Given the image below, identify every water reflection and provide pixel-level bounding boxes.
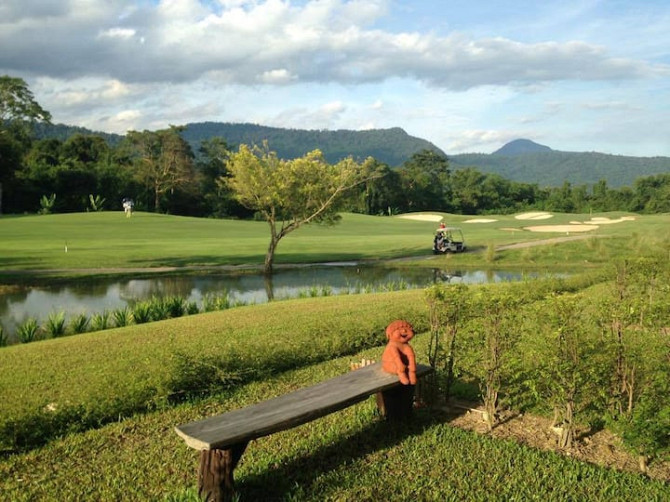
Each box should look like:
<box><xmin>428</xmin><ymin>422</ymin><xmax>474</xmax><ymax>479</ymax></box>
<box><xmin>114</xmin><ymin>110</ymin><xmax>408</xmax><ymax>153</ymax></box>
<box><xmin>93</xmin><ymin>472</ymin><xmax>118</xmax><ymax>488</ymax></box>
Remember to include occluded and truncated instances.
<box><xmin>0</xmin><ymin>266</ymin><xmax>545</xmax><ymax>339</ymax></box>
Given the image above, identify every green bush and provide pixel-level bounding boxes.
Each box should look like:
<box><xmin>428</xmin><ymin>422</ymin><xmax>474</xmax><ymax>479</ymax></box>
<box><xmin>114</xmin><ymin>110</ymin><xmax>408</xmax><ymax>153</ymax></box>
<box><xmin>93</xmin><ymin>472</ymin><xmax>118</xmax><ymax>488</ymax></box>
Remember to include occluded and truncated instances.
<box><xmin>165</xmin><ymin>296</ymin><xmax>187</xmax><ymax>318</ymax></box>
<box><xmin>68</xmin><ymin>313</ymin><xmax>90</xmax><ymax>334</ymax></box>
<box><xmin>202</xmin><ymin>292</ymin><xmax>231</xmax><ymax>312</ymax></box>
<box><xmin>90</xmin><ymin>311</ymin><xmax>110</xmax><ymax>331</ymax></box>
<box><xmin>44</xmin><ymin>311</ymin><xmax>66</xmax><ymax>338</ymax></box>
<box><xmin>0</xmin><ymin>325</ymin><xmax>6</xmax><ymax>347</ymax></box>
<box><xmin>17</xmin><ymin>318</ymin><xmax>40</xmax><ymax>343</ymax></box>
<box><xmin>132</xmin><ymin>302</ymin><xmax>152</xmax><ymax>324</ymax></box>
<box><xmin>112</xmin><ymin>307</ymin><xmax>133</xmax><ymax>327</ymax></box>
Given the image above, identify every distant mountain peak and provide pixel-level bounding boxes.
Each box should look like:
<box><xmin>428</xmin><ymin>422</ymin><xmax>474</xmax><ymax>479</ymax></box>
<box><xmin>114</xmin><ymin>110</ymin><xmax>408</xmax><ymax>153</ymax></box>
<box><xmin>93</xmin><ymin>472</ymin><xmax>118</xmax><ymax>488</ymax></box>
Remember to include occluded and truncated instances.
<box><xmin>494</xmin><ymin>139</ymin><xmax>552</xmax><ymax>155</ymax></box>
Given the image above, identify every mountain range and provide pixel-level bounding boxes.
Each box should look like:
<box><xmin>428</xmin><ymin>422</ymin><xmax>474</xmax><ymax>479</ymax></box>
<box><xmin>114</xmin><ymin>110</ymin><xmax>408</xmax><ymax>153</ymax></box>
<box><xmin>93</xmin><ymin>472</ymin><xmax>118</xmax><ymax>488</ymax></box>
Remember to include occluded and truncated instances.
<box><xmin>33</xmin><ymin>122</ymin><xmax>670</xmax><ymax>188</ymax></box>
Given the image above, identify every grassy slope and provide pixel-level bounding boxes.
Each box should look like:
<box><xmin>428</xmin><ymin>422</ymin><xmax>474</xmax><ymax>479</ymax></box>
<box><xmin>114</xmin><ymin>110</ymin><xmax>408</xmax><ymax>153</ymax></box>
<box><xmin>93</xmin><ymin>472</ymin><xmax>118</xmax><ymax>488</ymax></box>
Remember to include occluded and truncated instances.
<box><xmin>2</xmin><ymin>326</ymin><xmax>668</xmax><ymax>501</ymax></box>
<box><xmin>0</xmin><ymin>210</ymin><xmax>662</xmax><ymax>273</ymax></box>
<box><xmin>0</xmin><ymin>291</ymin><xmax>428</xmax><ymax>445</ymax></box>
<box><xmin>2</xmin><ymin>212</ymin><xmax>670</xmax><ymax>499</ymax></box>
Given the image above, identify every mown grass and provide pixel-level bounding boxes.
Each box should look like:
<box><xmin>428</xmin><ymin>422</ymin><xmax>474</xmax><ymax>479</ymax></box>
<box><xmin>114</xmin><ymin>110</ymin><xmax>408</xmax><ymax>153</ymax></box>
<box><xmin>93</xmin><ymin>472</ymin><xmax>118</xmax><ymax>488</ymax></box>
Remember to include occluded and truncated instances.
<box><xmin>0</xmin><ymin>210</ymin><xmax>661</xmax><ymax>274</ymax></box>
<box><xmin>2</xmin><ymin>211</ymin><xmax>669</xmax><ymax>500</ymax></box>
<box><xmin>1</xmin><ymin>334</ymin><xmax>668</xmax><ymax>501</ymax></box>
<box><xmin>0</xmin><ymin>290</ymin><xmax>429</xmax><ymax>450</ymax></box>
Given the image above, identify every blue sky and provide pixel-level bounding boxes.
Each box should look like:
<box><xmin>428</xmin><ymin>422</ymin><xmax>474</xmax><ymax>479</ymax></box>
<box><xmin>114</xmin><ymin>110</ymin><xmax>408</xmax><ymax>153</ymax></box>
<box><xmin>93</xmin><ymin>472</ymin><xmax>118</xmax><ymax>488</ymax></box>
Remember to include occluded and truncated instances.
<box><xmin>1</xmin><ymin>0</ymin><xmax>668</xmax><ymax>156</ymax></box>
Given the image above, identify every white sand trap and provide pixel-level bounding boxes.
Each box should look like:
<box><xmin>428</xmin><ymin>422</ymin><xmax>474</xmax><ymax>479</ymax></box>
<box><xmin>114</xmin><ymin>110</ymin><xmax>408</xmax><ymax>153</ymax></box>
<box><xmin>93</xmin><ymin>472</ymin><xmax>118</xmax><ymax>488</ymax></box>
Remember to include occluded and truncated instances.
<box><xmin>397</xmin><ymin>214</ymin><xmax>444</xmax><ymax>222</ymax></box>
<box><xmin>464</xmin><ymin>218</ymin><xmax>498</xmax><ymax>223</ymax></box>
<box><xmin>515</xmin><ymin>212</ymin><xmax>554</xmax><ymax>220</ymax></box>
<box><xmin>583</xmin><ymin>216</ymin><xmax>636</xmax><ymax>225</ymax></box>
<box><xmin>525</xmin><ymin>225</ymin><xmax>599</xmax><ymax>233</ymax></box>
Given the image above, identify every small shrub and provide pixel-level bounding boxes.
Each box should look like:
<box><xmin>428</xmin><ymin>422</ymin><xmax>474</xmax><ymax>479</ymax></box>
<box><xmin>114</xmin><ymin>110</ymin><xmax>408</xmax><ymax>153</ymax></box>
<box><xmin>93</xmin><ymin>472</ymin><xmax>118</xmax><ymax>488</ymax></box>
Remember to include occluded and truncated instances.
<box><xmin>68</xmin><ymin>313</ymin><xmax>89</xmax><ymax>334</ymax></box>
<box><xmin>90</xmin><ymin>311</ymin><xmax>110</xmax><ymax>331</ymax></box>
<box><xmin>44</xmin><ymin>311</ymin><xmax>66</xmax><ymax>338</ymax></box>
<box><xmin>132</xmin><ymin>302</ymin><xmax>152</xmax><ymax>324</ymax></box>
<box><xmin>88</xmin><ymin>194</ymin><xmax>106</xmax><ymax>212</ymax></box>
<box><xmin>38</xmin><ymin>193</ymin><xmax>56</xmax><ymax>214</ymax></box>
<box><xmin>112</xmin><ymin>307</ymin><xmax>133</xmax><ymax>327</ymax></box>
<box><xmin>186</xmin><ymin>301</ymin><xmax>199</xmax><ymax>315</ymax></box>
<box><xmin>17</xmin><ymin>318</ymin><xmax>40</xmax><ymax>343</ymax></box>
<box><xmin>164</xmin><ymin>351</ymin><xmax>249</xmax><ymax>402</ymax></box>
<box><xmin>485</xmin><ymin>242</ymin><xmax>497</xmax><ymax>263</ymax></box>
<box><xmin>0</xmin><ymin>324</ymin><xmax>7</xmax><ymax>347</ymax></box>
<box><xmin>165</xmin><ymin>296</ymin><xmax>186</xmax><ymax>318</ymax></box>
<box><xmin>202</xmin><ymin>292</ymin><xmax>230</xmax><ymax>312</ymax></box>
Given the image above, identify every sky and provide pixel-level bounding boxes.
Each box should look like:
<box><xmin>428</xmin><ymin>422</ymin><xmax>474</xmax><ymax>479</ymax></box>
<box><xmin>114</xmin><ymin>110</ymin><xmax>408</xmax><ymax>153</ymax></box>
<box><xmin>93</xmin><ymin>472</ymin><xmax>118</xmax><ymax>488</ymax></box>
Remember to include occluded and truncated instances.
<box><xmin>1</xmin><ymin>0</ymin><xmax>669</xmax><ymax>156</ymax></box>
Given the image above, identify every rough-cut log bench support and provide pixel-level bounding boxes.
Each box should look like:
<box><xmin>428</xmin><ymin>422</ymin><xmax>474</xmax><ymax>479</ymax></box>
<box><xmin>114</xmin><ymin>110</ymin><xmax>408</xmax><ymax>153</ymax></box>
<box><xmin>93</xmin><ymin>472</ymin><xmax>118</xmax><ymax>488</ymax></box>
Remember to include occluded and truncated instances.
<box><xmin>176</xmin><ymin>362</ymin><xmax>432</xmax><ymax>501</ymax></box>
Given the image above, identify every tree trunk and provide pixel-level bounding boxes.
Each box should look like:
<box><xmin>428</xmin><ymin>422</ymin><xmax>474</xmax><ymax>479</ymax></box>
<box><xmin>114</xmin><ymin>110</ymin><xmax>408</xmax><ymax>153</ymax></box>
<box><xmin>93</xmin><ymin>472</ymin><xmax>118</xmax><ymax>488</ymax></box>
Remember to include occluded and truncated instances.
<box><xmin>264</xmin><ymin>235</ymin><xmax>278</xmax><ymax>275</ymax></box>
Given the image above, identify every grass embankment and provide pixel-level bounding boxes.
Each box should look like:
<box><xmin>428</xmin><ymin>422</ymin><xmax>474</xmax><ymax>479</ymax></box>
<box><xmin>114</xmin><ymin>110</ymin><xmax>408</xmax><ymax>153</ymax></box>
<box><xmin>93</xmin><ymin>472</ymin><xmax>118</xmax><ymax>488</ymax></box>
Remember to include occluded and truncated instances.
<box><xmin>0</xmin><ymin>290</ymin><xmax>428</xmax><ymax>451</ymax></box>
<box><xmin>0</xmin><ymin>210</ymin><xmax>662</xmax><ymax>276</ymax></box>
<box><xmin>2</xmin><ymin>286</ymin><xmax>669</xmax><ymax>500</ymax></box>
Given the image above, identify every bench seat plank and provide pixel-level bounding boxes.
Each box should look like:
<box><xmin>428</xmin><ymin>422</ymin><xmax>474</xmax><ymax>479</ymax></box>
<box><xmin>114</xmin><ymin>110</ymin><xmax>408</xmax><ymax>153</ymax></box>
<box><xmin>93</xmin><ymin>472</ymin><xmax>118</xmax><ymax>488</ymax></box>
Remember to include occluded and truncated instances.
<box><xmin>176</xmin><ymin>362</ymin><xmax>432</xmax><ymax>450</ymax></box>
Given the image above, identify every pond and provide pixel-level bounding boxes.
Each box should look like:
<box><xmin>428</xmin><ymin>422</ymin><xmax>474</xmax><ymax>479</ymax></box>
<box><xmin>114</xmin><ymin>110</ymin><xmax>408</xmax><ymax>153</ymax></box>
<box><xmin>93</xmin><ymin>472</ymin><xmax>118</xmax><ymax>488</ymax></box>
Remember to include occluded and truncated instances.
<box><xmin>0</xmin><ymin>265</ymin><xmax>548</xmax><ymax>342</ymax></box>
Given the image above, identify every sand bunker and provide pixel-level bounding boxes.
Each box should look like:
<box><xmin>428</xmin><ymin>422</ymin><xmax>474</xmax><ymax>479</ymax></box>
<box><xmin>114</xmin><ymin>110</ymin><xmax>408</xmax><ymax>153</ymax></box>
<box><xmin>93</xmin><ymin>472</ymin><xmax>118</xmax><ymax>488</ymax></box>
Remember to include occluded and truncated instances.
<box><xmin>525</xmin><ymin>225</ymin><xmax>599</xmax><ymax>233</ymax></box>
<box><xmin>397</xmin><ymin>214</ymin><xmax>444</xmax><ymax>222</ymax></box>
<box><xmin>582</xmin><ymin>216</ymin><xmax>636</xmax><ymax>225</ymax></box>
<box><xmin>464</xmin><ymin>218</ymin><xmax>498</xmax><ymax>223</ymax></box>
<box><xmin>515</xmin><ymin>212</ymin><xmax>554</xmax><ymax>220</ymax></box>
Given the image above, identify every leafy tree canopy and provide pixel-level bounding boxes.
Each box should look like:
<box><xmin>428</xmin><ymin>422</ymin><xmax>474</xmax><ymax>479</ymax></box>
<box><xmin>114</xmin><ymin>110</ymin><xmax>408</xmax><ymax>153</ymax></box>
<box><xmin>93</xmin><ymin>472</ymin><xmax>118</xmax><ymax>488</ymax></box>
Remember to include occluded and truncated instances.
<box><xmin>223</xmin><ymin>144</ymin><xmax>375</xmax><ymax>274</ymax></box>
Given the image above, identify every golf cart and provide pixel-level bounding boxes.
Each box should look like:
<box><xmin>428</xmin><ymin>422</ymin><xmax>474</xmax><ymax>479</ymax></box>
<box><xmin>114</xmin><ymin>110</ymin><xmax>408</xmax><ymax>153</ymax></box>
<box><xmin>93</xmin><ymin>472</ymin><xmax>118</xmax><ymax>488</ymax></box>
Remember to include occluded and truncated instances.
<box><xmin>433</xmin><ymin>226</ymin><xmax>466</xmax><ymax>254</ymax></box>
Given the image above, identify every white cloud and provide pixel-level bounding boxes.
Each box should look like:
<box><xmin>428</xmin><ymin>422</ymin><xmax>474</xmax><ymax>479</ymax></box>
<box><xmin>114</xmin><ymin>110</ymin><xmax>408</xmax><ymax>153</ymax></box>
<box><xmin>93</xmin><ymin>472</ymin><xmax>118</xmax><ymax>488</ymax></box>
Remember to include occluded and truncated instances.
<box><xmin>258</xmin><ymin>68</ymin><xmax>297</xmax><ymax>84</ymax></box>
<box><xmin>1</xmin><ymin>0</ymin><xmax>669</xmax><ymax>156</ymax></box>
<box><xmin>98</xmin><ymin>27</ymin><xmax>136</xmax><ymax>40</ymax></box>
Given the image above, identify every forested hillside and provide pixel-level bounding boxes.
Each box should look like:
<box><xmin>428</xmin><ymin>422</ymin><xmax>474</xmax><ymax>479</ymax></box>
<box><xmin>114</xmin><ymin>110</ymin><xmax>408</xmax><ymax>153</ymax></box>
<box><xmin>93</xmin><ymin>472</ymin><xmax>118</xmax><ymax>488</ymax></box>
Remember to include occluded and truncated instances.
<box><xmin>179</xmin><ymin>122</ymin><xmax>445</xmax><ymax>166</ymax></box>
<box><xmin>451</xmin><ymin>150</ymin><xmax>670</xmax><ymax>188</ymax></box>
<box><xmin>34</xmin><ymin>123</ymin><xmax>670</xmax><ymax>188</ymax></box>
<box><xmin>34</xmin><ymin>122</ymin><xmax>445</xmax><ymax>168</ymax></box>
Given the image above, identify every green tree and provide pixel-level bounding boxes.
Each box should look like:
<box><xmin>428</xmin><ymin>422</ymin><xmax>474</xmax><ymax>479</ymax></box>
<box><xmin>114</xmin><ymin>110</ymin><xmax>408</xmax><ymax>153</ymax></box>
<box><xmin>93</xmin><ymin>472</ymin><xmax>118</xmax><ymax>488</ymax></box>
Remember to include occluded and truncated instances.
<box><xmin>223</xmin><ymin>144</ymin><xmax>373</xmax><ymax>274</ymax></box>
<box><xmin>398</xmin><ymin>149</ymin><xmax>451</xmax><ymax>212</ymax></box>
<box><xmin>197</xmin><ymin>137</ymin><xmax>248</xmax><ymax>217</ymax></box>
<box><xmin>0</xmin><ymin>75</ymin><xmax>51</xmax><ymax>214</ymax></box>
<box><xmin>124</xmin><ymin>126</ymin><xmax>197</xmax><ymax>213</ymax></box>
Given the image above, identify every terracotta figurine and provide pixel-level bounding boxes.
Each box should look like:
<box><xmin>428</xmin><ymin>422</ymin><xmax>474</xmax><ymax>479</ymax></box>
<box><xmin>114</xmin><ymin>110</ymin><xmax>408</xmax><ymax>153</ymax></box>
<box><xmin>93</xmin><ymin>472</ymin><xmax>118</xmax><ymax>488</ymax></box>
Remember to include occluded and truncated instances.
<box><xmin>382</xmin><ymin>320</ymin><xmax>417</xmax><ymax>385</ymax></box>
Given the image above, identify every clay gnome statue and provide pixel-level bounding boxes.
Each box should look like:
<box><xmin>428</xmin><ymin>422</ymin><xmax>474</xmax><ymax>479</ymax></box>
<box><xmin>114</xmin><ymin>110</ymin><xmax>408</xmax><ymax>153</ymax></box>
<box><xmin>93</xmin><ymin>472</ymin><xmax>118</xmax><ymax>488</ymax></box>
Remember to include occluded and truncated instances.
<box><xmin>382</xmin><ymin>320</ymin><xmax>417</xmax><ymax>385</ymax></box>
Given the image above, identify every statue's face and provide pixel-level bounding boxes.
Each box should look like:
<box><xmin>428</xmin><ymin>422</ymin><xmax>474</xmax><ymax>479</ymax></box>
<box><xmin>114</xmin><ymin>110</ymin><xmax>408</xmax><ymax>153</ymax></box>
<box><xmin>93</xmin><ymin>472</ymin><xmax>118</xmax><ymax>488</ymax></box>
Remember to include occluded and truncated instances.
<box><xmin>386</xmin><ymin>320</ymin><xmax>414</xmax><ymax>343</ymax></box>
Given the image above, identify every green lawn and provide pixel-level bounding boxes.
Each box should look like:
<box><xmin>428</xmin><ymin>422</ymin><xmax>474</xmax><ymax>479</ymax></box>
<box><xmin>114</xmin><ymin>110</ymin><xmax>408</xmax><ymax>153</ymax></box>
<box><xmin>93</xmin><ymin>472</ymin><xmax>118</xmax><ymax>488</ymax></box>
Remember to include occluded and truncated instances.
<box><xmin>1</xmin><ymin>295</ymin><xmax>668</xmax><ymax>500</ymax></box>
<box><xmin>0</xmin><ymin>210</ymin><xmax>663</xmax><ymax>273</ymax></box>
<box><xmin>2</xmin><ymin>210</ymin><xmax>669</xmax><ymax>500</ymax></box>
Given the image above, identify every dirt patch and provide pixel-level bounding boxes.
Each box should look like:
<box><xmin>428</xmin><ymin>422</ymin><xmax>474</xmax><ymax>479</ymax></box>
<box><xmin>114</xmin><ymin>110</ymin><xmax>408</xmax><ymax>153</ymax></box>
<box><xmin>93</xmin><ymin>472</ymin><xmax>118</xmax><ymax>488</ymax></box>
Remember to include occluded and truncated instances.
<box><xmin>443</xmin><ymin>401</ymin><xmax>670</xmax><ymax>482</ymax></box>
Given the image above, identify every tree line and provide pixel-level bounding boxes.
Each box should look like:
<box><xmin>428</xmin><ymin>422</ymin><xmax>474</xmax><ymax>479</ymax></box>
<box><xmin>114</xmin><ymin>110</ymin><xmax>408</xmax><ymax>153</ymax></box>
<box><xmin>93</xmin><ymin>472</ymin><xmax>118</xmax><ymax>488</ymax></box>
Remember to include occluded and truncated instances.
<box><xmin>2</xmin><ymin>75</ymin><xmax>670</xmax><ymax>217</ymax></box>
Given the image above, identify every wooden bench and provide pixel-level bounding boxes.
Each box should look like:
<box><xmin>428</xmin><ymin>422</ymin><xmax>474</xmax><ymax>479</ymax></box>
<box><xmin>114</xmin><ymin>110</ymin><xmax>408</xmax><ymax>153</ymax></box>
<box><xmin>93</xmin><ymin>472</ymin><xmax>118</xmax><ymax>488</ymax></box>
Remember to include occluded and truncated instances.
<box><xmin>175</xmin><ymin>361</ymin><xmax>433</xmax><ymax>501</ymax></box>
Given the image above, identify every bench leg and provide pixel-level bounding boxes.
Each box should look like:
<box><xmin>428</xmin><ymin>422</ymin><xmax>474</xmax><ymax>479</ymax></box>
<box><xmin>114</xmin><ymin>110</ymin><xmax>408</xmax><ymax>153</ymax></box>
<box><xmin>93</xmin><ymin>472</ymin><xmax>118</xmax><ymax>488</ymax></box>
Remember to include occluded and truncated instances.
<box><xmin>376</xmin><ymin>384</ymin><xmax>415</xmax><ymax>420</ymax></box>
<box><xmin>198</xmin><ymin>442</ymin><xmax>248</xmax><ymax>502</ymax></box>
